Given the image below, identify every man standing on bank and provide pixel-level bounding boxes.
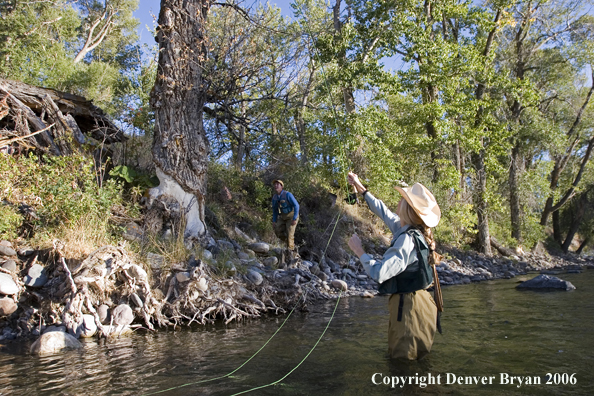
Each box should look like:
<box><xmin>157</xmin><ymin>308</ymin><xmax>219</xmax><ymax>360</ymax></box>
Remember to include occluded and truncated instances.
<box><xmin>271</xmin><ymin>179</ymin><xmax>300</xmax><ymax>262</ymax></box>
<box><xmin>346</xmin><ymin>172</ymin><xmax>441</xmax><ymax>360</ymax></box>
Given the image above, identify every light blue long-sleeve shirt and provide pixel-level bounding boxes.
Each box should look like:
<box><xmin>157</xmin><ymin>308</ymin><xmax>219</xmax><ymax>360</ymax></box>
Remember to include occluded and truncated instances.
<box><xmin>359</xmin><ymin>192</ymin><xmax>419</xmax><ymax>284</ymax></box>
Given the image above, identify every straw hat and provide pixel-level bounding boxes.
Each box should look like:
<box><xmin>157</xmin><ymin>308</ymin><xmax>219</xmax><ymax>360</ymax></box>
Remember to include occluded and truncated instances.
<box><xmin>272</xmin><ymin>179</ymin><xmax>284</xmax><ymax>188</ymax></box>
<box><xmin>395</xmin><ymin>183</ymin><xmax>441</xmax><ymax>228</ymax></box>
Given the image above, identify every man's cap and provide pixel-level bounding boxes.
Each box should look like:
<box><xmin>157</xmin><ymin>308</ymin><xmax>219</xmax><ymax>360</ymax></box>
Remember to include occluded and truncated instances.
<box><xmin>272</xmin><ymin>179</ymin><xmax>284</xmax><ymax>187</ymax></box>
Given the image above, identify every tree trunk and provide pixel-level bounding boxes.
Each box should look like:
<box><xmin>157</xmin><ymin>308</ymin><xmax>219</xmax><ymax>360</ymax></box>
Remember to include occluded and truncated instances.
<box><xmin>552</xmin><ymin>209</ymin><xmax>562</xmax><ymax>245</ymax></box>
<box><xmin>453</xmin><ymin>139</ymin><xmax>465</xmax><ymax>193</ymax></box>
<box><xmin>540</xmin><ymin>68</ymin><xmax>594</xmax><ymax>225</ymax></box>
<box><xmin>467</xmin><ymin>9</ymin><xmax>501</xmax><ymax>257</ymax></box>
<box><xmin>576</xmin><ymin>237</ymin><xmax>589</xmax><ymax>255</ymax></box>
<box><xmin>235</xmin><ymin>101</ymin><xmax>246</xmax><ymax>171</ymax></box>
<box><xmin>561</xmin><ymin>193</ymin><xmax>587</xmax><ymax>253</ymax></box>
<box><xmin>149</xmin><ymin>0</ymin><xmax>211</xmax><ymax>239</ymax></box>
<box><xmin>472</xmin><ymin>148</ymin><xmax>492</xmax><ymax>256</ymax></box>
<box><xmin>509</xmin><ymin>142</ymin><xmax>522</xmax><ymax>242</ymax></box>
<box><xmin>296</xmin><ymin>66</ymin><xmax>315</xmax><ymax>165</ymax></box>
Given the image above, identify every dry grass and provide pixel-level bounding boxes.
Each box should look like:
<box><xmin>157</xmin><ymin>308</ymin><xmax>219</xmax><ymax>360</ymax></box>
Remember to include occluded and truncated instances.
<box><xmin>30</xmin><ymin>214</ymin><xmax>119</xmax><ymax>260</ymax></box>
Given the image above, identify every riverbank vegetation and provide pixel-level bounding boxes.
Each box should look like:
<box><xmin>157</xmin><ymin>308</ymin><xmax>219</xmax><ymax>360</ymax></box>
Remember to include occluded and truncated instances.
<box><xmin>1</xmin><ymin>0</ymin><xmax>594</xmax><ymax>343</ymax></box>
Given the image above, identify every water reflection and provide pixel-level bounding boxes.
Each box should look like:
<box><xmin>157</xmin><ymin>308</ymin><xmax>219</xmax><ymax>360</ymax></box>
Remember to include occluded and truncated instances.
<box><xmin>0</xmin><ymin>272</ymin><xmax>593</xmax><ymax>395</ymax></box>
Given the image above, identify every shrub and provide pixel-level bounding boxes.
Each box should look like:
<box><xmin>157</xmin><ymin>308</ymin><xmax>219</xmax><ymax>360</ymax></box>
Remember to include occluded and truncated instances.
<box><xmin>0</xmin><ymin>153</ymin><xmax>127</xmax><ymax>256</ymax></box>
<box><xmin>0</xmin><ymin>203</ymin><xmax>23</xmax><ymax>240</ymax></box>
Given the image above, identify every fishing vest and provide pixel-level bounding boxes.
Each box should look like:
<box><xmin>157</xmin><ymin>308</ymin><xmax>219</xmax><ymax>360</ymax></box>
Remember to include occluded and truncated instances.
<box><xmin>378</xmin><ymin>228</ymin><xmax>433</xmax><ymax>295</ymax></box>
<box><xmin>274</xmin><ymin>190</ymin><xmax>294</xmax><ymax>214</ymax></box>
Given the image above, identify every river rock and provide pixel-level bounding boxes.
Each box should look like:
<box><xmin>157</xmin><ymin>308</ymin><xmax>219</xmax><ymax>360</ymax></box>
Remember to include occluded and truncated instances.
<box><xmin>234</xmin><ymin>226</ymin><xmax>255</xmax><ymax>243</ymax></box>
<box><xmin>147</xmin><ymin>253</ymin><xmax>165</xmax><ymax>269</ymax></box>
<box><xmin>202</xmin><ymin>249</ymin><xmax>213</xmax><ymax>261</ymax></box>
<box><xmin>112</xmin><ymin>304</ymin><xmax>134</xmax><ymax>326</ymax></box>
<box><xmin>0</xmin><ymin>297</ymin><xmax>17</xmax><ymax>315</ymax></box>
<box><xmin>2</xmin><ymin>259</ymin><xmax>17</xmax><ymax>272</ymax></box>
<box><xmin>263</xmin><ymin>257</ymin><xmax>278</xmax><ymax>267</ymax></box>
<box><xmin>123</xmin><ymin>222</ymin><xmax>143</xmax><ymax>242</ymax></box>
<box><xmin>318</xmin><ymin>272</ymin><xmax>327</xmax><ymax>282</ymax></box>
<box><xmin>103</xmin><ymin>325</ymin><xmax>134</xmax><ymax>337</ymax></box>
<box><xmin>246</xmin><ymin>269</ymin><xmax>263</xmax><ymax>286</ymax></box>
<box><xmin>0</xmin><ymin>245</ymin><xmax>16</xmax><ymax>257</ymax></box>
<box><xmin>237</xmin><ymin>251</ymin><xmax>250</xmax><ymax>260</ymax></box>
<box><xmin>0</xmin><ymin>241</ymin><xmax>11</xmax><ymax>248</ymax></box>
<box><xmin>176</xmin><ymin>272</ymin><xmax>191</xmax><ymax>283</ymax></box>
<box><xmin>79</xmin><ymin>314</ymin><xmax>97</xmax><ymax>338</ymax></box>
<box><xmin>97</xmin><ymin>304</ymin><xmax>110</xmax><ymax>324</ymax></box>
<box><xmin>331</xmin><ymin>279</ymin><xmax>348</xmax><ymax>291</ymax></box>
<box><xmin>325</xmin><ymin>258</ymin><xmax>340</xmax><ymax>272</ymax></box>
<box><xmin>248</xmin><ymin>242</ymin><xmax>269</xmax><ymax>254</ymax></box>
<box><xmin>30</xmin><ymin>331</ymin><xmax>82</xmax><ymax>355</ymax></box>
<box><xmin>516</xmin><ymin>274</ymin><xmax>576</xmax><ymax>291</ymax></box>
<box><xmin>197</xmin><ymin>277</ymin><xmax>208</xmax><ymax>292</ymax></box>
<box><xmin>245</xmin><ymin>249</ymin><xmax>256</xmax><ymax>258</ymax></box>
<box><xmin>225</xmin><ymin>261</ymin><xmax>237</xmax><ymax>274</ymax></box>
<box><xmin>217</xmin><ymin>240</ymin><xmax>235</xmax><ymax>251</ymax></box>
<box><xmin>44</xmin><ymin>325</ymin><xmax>66</xmax><ymax>334</ymax></box>
<box><xmin>0</xmin><ymin>273</ymin><xmax>19</xmax><ymax>295</ymax></box>
<box><xmin>24</xmin><ymin>264</ymin><xmax>49</xmax><ymax>287</ymax></box>
<box><xmin>127</xmin><ymin>264</ymin><xmax>148</xmax><ymax>282</ymax></box>
<box><xmin>130</xmin><ymin>293</ymin><xmax>143</xmax><ymax>308</ymax></box>
<box><xmin>17</xmin><ymin>247</ymin><xmax>34</xmax><ymax>256</ymax></box>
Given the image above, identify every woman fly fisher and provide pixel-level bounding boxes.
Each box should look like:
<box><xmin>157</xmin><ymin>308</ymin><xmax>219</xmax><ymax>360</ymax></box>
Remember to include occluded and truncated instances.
<box><xmin>346</xmin><ymin>172</ymin><xmax>442</xmax><ymax>360</ymax></box>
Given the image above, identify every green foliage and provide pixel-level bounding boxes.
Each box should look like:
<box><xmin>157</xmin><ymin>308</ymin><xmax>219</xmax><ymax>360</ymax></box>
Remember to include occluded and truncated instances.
<box><xmin>110</xmin><ymin>165</ymin><xmax>158</xmax><ymax>188</ymax></box>
<box><xmin>434</xmin><ymin>201</ymin><xmax>477</xmax><ymax>249</ymax></box>
<box><xmin>0</xmin><ymin>153</ymin><xmax>125</xmax><ymax>242</ymax></box>
<box><xmin>0</xmin><ymin>204</ymin><xmax>23</xmax><ymax>240</ymax></box>
<box><xmin>0</xmin><ymin>0</ymin><xmax>143</xmax><ymax>117</ymax></box>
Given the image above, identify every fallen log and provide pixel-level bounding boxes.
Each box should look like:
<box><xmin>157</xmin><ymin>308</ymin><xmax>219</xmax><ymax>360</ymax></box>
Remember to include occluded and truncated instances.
<box><xmin>490</xmin><ymin>236</ymin><xmax>519</xmax><ymax>257</ymax></box>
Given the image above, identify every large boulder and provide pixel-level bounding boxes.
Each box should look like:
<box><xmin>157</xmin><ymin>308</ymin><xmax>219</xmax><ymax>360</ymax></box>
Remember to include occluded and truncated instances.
<box><xmin>516</xmin><ymin>274</ymin><xmax>576</xmax><ymax>291</ymax></box>
<box><xmin>30</xmin><ymin>331</ymin><xmax>82</xmax><ymax>355</ymax></box>
<box><xmin>0</xmin><ymin>273</ymin><xmax>19</xmax><ymax>295</ymax></box>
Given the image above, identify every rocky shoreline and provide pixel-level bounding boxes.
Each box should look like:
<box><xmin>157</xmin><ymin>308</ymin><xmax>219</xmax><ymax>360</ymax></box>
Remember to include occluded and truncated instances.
<box><xmin>0</xmin><ymin>237</ymin><xmax>591</xmax><ymax>354</ymax></box>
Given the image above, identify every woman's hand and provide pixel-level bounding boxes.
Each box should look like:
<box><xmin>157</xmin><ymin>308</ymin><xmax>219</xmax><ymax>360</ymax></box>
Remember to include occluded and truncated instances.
<box><xmin>347</xmin><ymin>172</ymin><xmax>367</xmax><ymax>194</ymax></box>
<box><xmin>348</xmin><ymin>233</ymin><xmax>366</xmax><ymax>258</ymax></box>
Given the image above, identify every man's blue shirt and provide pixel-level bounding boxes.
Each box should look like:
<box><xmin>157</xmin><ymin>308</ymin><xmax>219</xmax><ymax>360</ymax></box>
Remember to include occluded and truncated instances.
<box><xmin>272</xmin><ymin>190</ymin><xmax>299</xmax><ymax>222</ymax></box>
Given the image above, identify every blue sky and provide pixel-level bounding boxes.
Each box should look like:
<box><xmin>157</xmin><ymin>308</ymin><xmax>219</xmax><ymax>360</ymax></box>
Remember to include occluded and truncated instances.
<box><xmin>133</xmin><ymin>0</ymin><xmax>296</xmax><ymax>48</ymax></box>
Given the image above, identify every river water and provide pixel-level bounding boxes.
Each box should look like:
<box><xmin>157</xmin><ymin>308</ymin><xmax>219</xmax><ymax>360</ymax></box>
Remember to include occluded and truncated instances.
<box><xmin>1</xmin><ymin>271</ymin><xmax>593</xmax><ymax>396</ymax></box>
